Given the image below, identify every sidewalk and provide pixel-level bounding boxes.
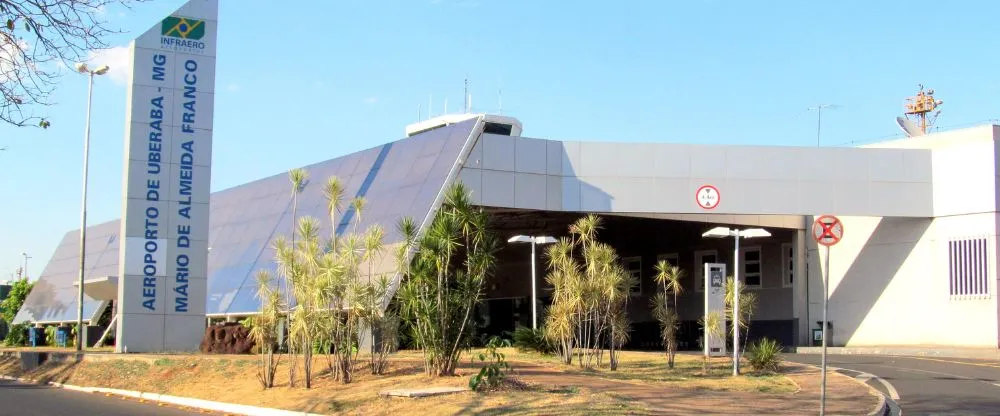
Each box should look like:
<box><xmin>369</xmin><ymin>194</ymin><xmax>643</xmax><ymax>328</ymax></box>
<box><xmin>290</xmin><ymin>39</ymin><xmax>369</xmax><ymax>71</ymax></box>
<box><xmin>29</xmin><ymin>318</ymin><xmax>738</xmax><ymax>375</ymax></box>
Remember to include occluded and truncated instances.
<box><xmin>795</xmin><ymin>346</ymin><xmax>1000</xmax><ymax>360</ymax></box>
<box><xmin>513</xmin><ymin>361</ymin><xmax>881</xmax><ymax>415</ymax></box>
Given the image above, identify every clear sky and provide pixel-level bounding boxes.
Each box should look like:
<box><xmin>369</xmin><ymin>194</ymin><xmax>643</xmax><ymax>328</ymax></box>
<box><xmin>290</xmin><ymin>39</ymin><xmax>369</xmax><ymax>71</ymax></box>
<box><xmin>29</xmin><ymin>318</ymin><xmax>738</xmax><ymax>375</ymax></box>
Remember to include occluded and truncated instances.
<box><xmin>1</xmin><ymin>0</ymin><xmax>999</xmax><ymax>280</ymax></box>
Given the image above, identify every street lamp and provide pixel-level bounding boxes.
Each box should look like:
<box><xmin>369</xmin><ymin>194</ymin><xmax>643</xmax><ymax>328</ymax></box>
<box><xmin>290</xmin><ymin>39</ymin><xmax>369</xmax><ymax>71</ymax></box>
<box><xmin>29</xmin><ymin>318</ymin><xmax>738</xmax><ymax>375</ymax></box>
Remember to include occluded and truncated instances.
<box><xmin>20</xmin><ymin>252</ymin><xmax>31</xmax><ymax>279</ymax></box>
<box><xmin>75</xmin><ymin>62</ymin><xmax>110</xmax><ymax>352</ymax></box>
<box><xmin>702</xmin><ymin>226</ymin><xmax>771</xmax><ymax>376</ymax></box>
<box><xmin>507</xmin><ymin>235</ymin><xmax>557</xmax><ymax>329</ymax></box>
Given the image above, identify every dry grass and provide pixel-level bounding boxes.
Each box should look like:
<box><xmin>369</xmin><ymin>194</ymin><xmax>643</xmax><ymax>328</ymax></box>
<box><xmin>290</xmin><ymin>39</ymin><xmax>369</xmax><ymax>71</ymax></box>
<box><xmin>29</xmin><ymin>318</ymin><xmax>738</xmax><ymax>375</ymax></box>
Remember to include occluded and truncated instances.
<box><xmin>0</xmin><ymin>351</ymin><xmax>647</xmax><ymax>415</ymax></box>
<box><xmin>519</xmin><ymin>350</ymin><xmax>799</xmax><ymax>393</ymax></box>
<box><xmin>0</xmin><ymin>347</ymin><xmax>801</xmax><ymax>415</ymax></box>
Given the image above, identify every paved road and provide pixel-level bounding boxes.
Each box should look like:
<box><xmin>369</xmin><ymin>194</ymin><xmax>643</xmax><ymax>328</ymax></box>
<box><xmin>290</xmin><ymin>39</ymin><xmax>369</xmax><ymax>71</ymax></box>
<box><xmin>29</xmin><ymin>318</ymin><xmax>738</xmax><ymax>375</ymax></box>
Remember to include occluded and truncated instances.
<box><xmin>787</xmin><ymin>353</ymin><xmax>1000</xmax><ymax>415</ymax></box>
<box><xmin>0</xmin><ymin>379</ymin><xmax>199</xmax><ymax>416</ymax></box>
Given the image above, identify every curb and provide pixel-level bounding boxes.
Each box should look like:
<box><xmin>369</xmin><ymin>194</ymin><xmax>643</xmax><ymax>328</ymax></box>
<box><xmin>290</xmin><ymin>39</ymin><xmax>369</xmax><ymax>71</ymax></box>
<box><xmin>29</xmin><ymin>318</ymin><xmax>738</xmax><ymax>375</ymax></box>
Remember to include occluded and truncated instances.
<box><xmin>0</xmin><ymin>374</ymin><xmax>325</xmax><ymax>416</ymax></box>
<box><xmin>824</xmin><ymin>366</ymin><xmax>892</xmax><ymax>416</ymax></box>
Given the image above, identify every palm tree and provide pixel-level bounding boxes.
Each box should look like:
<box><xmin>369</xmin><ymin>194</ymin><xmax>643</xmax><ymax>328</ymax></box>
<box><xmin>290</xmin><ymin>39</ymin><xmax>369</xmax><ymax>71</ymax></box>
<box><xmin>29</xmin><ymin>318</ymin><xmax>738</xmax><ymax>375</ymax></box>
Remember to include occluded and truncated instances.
<box><xmin>323</xmin><ymin>176</ymin><xmax>345</xmax><ymax>251</ymax></box>
<box><xmin>250</xmin><ymin>270</ymin><xmax>282</xmax><ymax>388</ymax></box>
<box><xmin>396</xmin><ymin>182</ymin><xmax>498</xmax><ymax>377</ymax></box>
<box><xmin>285</xmin><ymin>168</ymin><xmax>308</xmax><ymax>387</ymax></box>
<box><xmin>653</xmin><ymin>260</ymin><xmax>685</xmax><ymax>368</ymax></box>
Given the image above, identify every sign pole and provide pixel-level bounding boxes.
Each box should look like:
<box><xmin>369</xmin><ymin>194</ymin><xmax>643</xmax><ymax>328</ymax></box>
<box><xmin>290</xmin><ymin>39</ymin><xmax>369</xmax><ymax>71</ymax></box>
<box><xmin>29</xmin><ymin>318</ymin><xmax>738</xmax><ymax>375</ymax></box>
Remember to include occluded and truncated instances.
<box><xmin>811</xmin><ymin>214</ymin><xmax>841</xmax><ymax>416</ymax></box>
<box><xmin>821</xmin><ymin>243</ymin><xmax>829</xmax><ymax>416</ymax></box>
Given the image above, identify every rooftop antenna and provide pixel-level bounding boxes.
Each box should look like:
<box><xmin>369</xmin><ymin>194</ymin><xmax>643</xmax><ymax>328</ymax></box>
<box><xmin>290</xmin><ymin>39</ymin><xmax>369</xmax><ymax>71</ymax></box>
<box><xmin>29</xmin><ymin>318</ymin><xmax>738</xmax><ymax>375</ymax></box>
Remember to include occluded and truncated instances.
<box><xmin>807</xmin><ymin>104</ymin><xmax>839</xmax><ymax>147</ymax></box>
<box><xmin>464</xmin><ymin>76</ymin><xmax>469</xmax><ymax>113</ymax></box>
<box><xmin>901</xmin><ymin>84</ymin><xmax>943</xmax><ymax>136</ymax></box>
<box><xmin>498</xmin><ymin>88</ymin><xmax>503</xmax><ymax>115</ymax></box>
<box><xmin>417</xmin><ymin>104</ymin><xmax>422</xmax><ymax>122</ymax></box>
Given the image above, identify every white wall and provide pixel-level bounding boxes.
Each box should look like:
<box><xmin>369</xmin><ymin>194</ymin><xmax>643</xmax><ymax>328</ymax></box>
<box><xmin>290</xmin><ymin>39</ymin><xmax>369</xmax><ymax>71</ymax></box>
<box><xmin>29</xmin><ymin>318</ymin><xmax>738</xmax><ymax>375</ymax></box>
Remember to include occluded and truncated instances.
<box><xmin>809</xmin><ymin>214</ymin><xmax>998</xmax><ymax>347</ymax></box>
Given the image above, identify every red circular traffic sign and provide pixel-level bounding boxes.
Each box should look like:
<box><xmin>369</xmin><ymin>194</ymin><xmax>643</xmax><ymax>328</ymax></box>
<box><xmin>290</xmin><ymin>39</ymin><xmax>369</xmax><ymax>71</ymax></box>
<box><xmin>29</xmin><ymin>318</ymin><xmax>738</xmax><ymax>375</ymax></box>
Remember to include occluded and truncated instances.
<box><xmin>696</xmin><ymin>185</ymin><xmax>720</xmax><ymax>210</ymax></box>
<box><xmin>812</xmin><ymin>215</ymin><xmax>844</xmax><ymax>246</ymax></box>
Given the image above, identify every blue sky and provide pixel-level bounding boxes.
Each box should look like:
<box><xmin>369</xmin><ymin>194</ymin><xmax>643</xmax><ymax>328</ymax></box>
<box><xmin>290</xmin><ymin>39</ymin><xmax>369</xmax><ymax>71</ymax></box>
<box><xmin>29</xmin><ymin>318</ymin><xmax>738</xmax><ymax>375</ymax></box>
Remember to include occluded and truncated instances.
<box><xmin>2</xmin><ymin>0</ymin><xmax>999</xmax><ymax>279</ymax></box>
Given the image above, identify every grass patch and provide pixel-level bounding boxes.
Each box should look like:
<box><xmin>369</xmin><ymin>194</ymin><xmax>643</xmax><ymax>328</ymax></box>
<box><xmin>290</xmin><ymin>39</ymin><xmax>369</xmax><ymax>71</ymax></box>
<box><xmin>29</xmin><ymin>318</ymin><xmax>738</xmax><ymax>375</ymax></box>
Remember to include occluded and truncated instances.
<box><xmin>0</xmin><ymin>349</ymin><xmax>799</xmax><ymax>415</ymax></box>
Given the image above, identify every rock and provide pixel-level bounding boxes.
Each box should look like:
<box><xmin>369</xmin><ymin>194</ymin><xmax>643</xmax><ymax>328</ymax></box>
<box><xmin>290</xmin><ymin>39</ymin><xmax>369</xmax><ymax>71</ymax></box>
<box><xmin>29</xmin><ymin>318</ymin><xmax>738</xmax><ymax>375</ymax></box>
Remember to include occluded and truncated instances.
<box><xmin>199</xmin><ymin>322</ymin><xmax>255</xmax><ymax>354</ymax></box>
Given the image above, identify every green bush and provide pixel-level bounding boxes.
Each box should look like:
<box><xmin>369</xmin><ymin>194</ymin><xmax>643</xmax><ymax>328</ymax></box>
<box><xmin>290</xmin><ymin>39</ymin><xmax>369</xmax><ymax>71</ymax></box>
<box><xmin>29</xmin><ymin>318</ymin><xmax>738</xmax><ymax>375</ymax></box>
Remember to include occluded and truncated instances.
<box><xmin>512</xmin><ymin>326</ymin><xmax>554</xmax><ymax>354</ymax></box>
<box><xmin>4</xmin><ymin>323</ymin><xmax>29</xmax><ymax>346</ymax></box>
<box><xmin>747</xmin><ymin>337</ymin><xmax>783</xmax><ymax>373</ymax></box>
<box><xmin>469</xmin><ymin>336</ymin><xmax>513</xmax><ymax>392</ymax></box>
<box><xmin>44</xmin><ymin>325</ymin><xmax>57</xmax><ymax>346</ymax></box>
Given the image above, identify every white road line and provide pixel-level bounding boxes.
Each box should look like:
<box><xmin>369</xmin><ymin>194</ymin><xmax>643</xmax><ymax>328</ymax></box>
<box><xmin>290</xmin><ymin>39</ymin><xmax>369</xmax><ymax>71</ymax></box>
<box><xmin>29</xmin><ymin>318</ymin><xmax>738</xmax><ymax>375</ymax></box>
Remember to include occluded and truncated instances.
<box><xmin>852</xmin><ymin>370</ymin><xmax>901</xmax><ymax>401</ymax></box>
<box><xmin>886</xmin><ymin>365</ymin><xmax>1000</xmax><ymax>390</ymax></box>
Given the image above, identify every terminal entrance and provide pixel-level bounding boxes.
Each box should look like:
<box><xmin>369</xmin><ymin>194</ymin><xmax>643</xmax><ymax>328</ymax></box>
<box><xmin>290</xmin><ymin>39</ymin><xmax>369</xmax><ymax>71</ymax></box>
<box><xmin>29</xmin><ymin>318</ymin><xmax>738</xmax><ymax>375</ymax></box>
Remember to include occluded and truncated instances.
<box><xmin>478</xmin><ymin>208</ymin><xmax>804</xmax><ymax>351</ymax></box>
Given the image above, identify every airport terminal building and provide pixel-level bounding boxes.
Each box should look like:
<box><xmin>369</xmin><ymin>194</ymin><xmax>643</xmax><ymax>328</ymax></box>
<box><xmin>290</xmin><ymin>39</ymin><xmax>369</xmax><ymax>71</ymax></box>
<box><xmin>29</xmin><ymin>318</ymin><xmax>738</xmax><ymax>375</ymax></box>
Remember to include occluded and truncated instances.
<box><xmin>14</xmin><ymin>114</ymin><xmax>1000</xmax><ymax>351</ymax></box>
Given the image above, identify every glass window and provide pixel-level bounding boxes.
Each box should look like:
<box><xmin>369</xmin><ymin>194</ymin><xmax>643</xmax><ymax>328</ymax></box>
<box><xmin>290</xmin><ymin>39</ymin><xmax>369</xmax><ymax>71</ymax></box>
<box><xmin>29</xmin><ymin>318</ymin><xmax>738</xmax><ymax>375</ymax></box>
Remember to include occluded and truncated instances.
<box><xmin>742</xmin><ymin>247</ymin><xmax>762</xmax><ymax>288</ymax></box>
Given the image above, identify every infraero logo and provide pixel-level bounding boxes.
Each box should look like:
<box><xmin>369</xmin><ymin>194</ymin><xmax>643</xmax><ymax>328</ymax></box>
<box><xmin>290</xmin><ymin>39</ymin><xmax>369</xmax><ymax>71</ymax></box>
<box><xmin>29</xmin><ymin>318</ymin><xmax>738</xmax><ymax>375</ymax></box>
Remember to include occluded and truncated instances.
<box><xmin>160</xmin><ymin>16</ymin><xmax>207</xmax><ymax>52</ymax></box>
<box><xmin>162</xmin><ymin>17</ymin><xmax>205</xmax><ymax>40</ymax></box>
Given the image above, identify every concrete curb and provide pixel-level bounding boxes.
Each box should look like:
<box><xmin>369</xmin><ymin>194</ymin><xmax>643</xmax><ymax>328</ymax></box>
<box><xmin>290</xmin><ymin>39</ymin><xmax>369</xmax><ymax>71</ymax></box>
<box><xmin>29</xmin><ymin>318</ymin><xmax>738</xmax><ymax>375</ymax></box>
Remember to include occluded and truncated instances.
<box><xmin>1</xmin><ymin>374</ymin><xmax>326</xmax><ymax>416</ymax></box>
<box><xmin>795</xmin><ymin>346</ymin><xmax>1000</xmax><ymax>361</ymax></box>
<box><xmin>825</xmin><ymin>366</ymin><xmax>893</xmax><ymax>416</ymax></box>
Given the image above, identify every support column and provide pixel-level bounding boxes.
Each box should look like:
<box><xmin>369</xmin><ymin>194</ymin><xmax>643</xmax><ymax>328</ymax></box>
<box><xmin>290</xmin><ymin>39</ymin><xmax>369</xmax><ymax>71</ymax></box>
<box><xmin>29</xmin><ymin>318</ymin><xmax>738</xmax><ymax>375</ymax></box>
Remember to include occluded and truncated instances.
<box><xmin>793</xmin><ymin>228</ymin><xmax>809</xmax><ymax>346</ymax></box>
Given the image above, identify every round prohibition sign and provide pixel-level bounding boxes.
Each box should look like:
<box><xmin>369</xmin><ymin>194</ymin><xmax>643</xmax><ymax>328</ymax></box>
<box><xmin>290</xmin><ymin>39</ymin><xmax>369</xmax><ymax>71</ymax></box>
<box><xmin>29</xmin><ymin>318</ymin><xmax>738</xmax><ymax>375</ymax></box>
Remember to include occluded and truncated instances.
<box><xmin>812</xmin><ymin>215</ymin><xmax>844</xmax><ymax>246</ymax></box>
<box><xmin>696</xmin><ymin>185</ymin><xmax>720</xmax><ymax>210</ymax></box>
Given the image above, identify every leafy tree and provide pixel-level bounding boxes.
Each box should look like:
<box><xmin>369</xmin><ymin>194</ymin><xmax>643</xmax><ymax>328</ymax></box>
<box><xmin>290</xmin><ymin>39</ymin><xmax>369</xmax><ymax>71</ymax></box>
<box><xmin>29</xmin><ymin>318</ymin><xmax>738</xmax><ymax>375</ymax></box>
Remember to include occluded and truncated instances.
<box><xmin>249</xmin><ymin>270</ymin><xmax>282</xmax><ymax>388</ymax></box>
<box><xmin>284</xmin><ymin>168</ymin><xmax>308</xmax><ymax>387</ymax></box>
<box><xmin>258</xmin><ymin>171</ymin><xmax>400</xmax><ymax>387</ymax></box>
<box><xmin>1</xmin><ymin>0</ymin><xmax>145</xmax><ymax>128</ymax></box>
<box><xmin>0</xmin><ymin>277</ymin><xmax>33</xmax><ymax>323</ymax></box>
<box><xmin>397</xmin><ymin>182</ymin><xmax>499</xmax><ymax>376</ymax></box>
<box><xmin>724</xmin><ymin>276</ymin><xmax>757</xmax><ymax>358</ymax></box>
<box><xmin>651</xmin><ymin>260</ymin><xmax>685</xmax><ymax>368</ymax></box>
<box><xmin>543</xmin><ymin>214</ymin><xmax>633</xmax><ymax>370</ymax></box>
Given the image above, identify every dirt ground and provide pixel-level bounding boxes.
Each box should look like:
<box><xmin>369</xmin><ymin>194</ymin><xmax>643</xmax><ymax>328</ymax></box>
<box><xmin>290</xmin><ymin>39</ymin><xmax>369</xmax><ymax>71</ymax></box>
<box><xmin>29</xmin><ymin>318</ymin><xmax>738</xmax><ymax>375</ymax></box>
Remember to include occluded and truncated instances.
<box><xmin>0</xmin><ymin>349</ymin><xmax>879</xmax><ymax>415</ymax></box>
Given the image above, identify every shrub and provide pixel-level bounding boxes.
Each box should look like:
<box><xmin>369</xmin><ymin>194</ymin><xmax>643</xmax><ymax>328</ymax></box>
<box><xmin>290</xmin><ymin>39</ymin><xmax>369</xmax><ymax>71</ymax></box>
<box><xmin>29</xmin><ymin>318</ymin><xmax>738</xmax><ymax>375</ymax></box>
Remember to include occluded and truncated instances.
<box><xmin>469</xmin><ymin>336</ymin><xmax>513</xmax><ymax>392</ymax></box>
<box><xmin>513</xmin><ymin>326</ymin><xmax>554</xmax><ymax>354</ymax></box>
<box><xmin>0</xmin><ymin>318</ymin><xmax>7</xmax><ymax>341</ymax></box>
<box><xmin>4</xmin><ymin>323</ymin><xmax>28</xmax><ymax>346</ymax></box>
<box><xmin>747</xmin><ymin>337</ymin><xmax>782</xmax><ymax>373</ymax></box>
<box><xmin>44</xmin><ymin>325</ymin><xmax>57</xmax><ymax>346</ymax></box>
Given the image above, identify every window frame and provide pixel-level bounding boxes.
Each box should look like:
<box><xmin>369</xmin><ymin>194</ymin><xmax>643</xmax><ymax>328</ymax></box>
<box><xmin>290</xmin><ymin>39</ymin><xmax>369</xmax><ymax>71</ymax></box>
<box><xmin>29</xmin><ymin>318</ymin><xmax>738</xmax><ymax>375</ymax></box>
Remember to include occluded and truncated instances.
<box><xmin>694</xmin><ymin>250</ymin><xmax>719</xmax><ymax>292</ymax></box>
<box><xmin>622</xmin><ymin>256</ymin><xmax>643</xmax><ymax>297</ymax></box>
<box><xmin>741</xmin><ymin>246</ymin><xmax>763</xmax><ymax>289</ymax></box>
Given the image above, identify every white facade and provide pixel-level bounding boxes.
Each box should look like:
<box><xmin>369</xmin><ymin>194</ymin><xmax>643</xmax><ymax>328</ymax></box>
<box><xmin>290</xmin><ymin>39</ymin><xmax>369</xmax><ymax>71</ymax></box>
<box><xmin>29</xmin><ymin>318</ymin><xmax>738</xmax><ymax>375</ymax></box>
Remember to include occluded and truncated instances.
<box><xmin>809</xmin><ymin>125</ymin><xmax>1000</xmax><ymax>348</ymax></box>
<box><xmin>459</xmin><ymin>119</ymin><xmax>999</xmax><ymax>349</ymax></box>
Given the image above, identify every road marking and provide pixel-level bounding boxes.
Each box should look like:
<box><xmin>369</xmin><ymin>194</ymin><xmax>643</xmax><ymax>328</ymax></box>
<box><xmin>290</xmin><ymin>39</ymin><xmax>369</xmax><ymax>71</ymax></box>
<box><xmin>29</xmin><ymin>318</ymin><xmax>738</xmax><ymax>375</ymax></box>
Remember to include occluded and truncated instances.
<box><xmin>887</xmin><ymin>365</ymin><xmax>1000</xmax><ymax>389</ymax></box>
<box><xmin>905</xmin><ymin>356</ymin><xmax>1000</xmax><ymax>369</ymax></box>
<box><xmin>829</xmin><ymin>365</ymin><xmax>901</xmax><ymax>401</ymax></box>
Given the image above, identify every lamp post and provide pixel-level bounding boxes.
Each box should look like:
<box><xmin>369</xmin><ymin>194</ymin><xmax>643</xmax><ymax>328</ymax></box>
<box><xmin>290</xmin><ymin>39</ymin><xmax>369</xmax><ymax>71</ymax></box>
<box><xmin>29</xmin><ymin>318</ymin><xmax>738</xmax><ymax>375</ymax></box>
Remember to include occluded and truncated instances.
<box><xmin>507</xmin><ymin>235</ymin><xmax>557</xmax><ymax>329</ymax></box>
<box><xmin>702</xmin><ymin>226</ymin><xmax>771</xmax><ymax>376</ymax></box>
<box><xmin>74</xmin><ymin>62</ymin><xmax>110</xmax><ymax>352</ymax></box>
<box><xmin>20</xmin><ymin>252</ymin><xmax>30</xmax><ymax>279</ymax></box>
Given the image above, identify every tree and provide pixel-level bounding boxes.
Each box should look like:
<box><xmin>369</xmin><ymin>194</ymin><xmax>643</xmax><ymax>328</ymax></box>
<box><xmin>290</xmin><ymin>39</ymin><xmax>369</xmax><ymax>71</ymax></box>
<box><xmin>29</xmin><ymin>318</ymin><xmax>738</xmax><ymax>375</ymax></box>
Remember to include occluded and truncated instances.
<box><xmin>1</xmin><ymin>0</ymin><xmax>144</xmax><ymax>128</ymax></box>
<box><xmin>543</xmin><ymin>214</ymin><xmax>633</xmax><ymax>370</ymax></box>
<box><xmin>284</xmin><ymin>168</ymin><xmax>307</xmax><ymax>387</ymax></box>
<box><xmin>397</xmin><ymin>182</ymin><xmax>499</xmax><ymax>376</ymax></box>
<box><xmin>249</xmin><ymin>270</ymin><xmax>282</xmax><ymax>389</ymax></box>
<box><xmin>0</xmin><ymin>277</ymin><xmax>33</xmax><ymax>323</ymax></box>
<box><xmin>724</xmin><ymin>277</ymin><xmax>757</xmax><ymax>358</ymax></box>
<box><xmin>652</xmin><ymin>260</ymin><xmax>685</xmax><ymax>369</ymax></box>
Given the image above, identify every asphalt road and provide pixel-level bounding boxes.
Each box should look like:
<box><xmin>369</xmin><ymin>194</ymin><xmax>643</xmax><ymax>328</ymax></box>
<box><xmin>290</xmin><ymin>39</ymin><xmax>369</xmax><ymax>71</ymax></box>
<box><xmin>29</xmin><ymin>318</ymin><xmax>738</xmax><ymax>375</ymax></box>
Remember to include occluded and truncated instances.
<box><xmin>787</xmin><ymin>353</ymin><xmax>1000</xmax><ymax>416</ymax></box>
<box><xmin>0</xmin><ymin>379</ymin><xmax>199</xmax><ymax>416</ymax></box>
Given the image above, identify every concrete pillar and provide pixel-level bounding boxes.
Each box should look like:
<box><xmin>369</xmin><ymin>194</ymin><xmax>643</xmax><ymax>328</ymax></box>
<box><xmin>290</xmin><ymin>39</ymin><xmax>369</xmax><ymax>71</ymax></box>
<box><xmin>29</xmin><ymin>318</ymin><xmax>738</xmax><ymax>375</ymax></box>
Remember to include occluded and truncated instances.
<box><xmin>793</xmin><ymin>228</ymin><xmax>810</xmax><ymax>346</ymax></box>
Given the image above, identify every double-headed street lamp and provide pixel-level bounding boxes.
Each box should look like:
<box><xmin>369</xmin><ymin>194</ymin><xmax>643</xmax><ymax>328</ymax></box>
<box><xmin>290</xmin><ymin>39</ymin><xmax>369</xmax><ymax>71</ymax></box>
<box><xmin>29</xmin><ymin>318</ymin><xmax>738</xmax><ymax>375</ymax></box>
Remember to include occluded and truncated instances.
<box><xmin>75</xmin><ymin>62</ymin><xmax>110</xmax><ymax>352</ymax></box>
<box><xmin>20</xmin><ymin>252</ymin><xmax>31</xmax><ymax>279</ymax></box>
<box><xmin>702</xmin><ymin>226</ymin><xmax>771</xmax><ymax>376</ymax></box>
<box><xmin>507</xmin><ymin>235</ymin><xmax>557</xmax><ymax>329</ymax></box>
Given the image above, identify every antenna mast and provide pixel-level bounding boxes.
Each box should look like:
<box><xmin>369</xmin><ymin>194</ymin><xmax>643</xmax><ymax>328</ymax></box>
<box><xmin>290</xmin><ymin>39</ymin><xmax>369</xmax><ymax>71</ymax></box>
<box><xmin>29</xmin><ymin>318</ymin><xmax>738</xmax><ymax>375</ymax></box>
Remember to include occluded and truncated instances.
<box><xmin>464</xmin><ymin>76</ymin><xmax>469</xmax><ymax>113</ymax></box>
<box><xmin>903</xmin><ymin>84</ymin><xmax>943</xmax><ymax>135</ymax></box>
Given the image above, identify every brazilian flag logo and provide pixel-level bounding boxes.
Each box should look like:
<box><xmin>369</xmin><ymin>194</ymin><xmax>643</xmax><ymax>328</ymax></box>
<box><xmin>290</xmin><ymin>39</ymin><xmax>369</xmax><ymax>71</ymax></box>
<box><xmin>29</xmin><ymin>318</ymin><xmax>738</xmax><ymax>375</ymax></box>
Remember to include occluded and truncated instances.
<box><xmin>161</xmin><ymin>16</ymin><xmax>205</xmax><ymax>40</ymax></box>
